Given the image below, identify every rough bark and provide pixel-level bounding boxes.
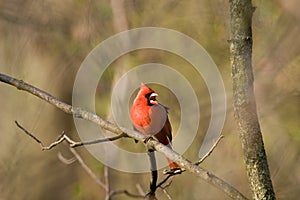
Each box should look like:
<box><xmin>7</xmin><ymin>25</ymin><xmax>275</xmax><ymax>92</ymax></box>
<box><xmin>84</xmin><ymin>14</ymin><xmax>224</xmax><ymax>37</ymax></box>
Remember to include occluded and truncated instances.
<box><xmin>229</xmin><ymin>0</ymin><xmax>276</xmax><ymax>199</ymax></box>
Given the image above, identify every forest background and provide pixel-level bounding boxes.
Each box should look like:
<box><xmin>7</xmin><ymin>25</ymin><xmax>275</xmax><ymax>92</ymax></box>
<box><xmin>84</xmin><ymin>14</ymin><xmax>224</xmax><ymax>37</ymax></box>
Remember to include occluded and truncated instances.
<box><xmin>0</xmin><ymin>0</ymin><xmax>299</xmax><ymax>199</ymax></box>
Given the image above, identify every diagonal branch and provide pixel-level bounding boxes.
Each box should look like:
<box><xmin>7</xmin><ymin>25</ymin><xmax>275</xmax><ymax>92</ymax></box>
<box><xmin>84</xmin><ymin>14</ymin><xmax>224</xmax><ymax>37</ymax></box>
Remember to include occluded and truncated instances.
<box><xmin>15</xmin><ymin>120</ymin><xmax>44</xmax><ymax>147</ymax></box>
<box><xmin>137</xmin><ymin>135</ymin><xmax>248</xmax><ymax>200</ymax></box>
<box><xmin>67</xmin><ymin>148</ymin><xmax>107</xmax><ymax>189</ymax></box>
<box><xmin>156</xmin><ymin>174</ymin><xmax>173</xmax><ymax>189</ymax></box>
<box><xmin>0</xmin><ymin>73</ymin><xmax>248</xmax><ymax>200</ymax></box>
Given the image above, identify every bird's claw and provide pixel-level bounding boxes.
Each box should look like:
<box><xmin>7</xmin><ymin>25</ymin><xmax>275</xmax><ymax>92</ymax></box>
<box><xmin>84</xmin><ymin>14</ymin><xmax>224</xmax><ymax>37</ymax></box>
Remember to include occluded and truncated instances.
<box><xmin>143</xmin><ymin>136</ymin><xmax>153</xmax><ymax>143</ymax></box>
<box><xmin>163</xmin><ymin>168</ymin><xmax>185</xmax><ymax>175</ymax></box>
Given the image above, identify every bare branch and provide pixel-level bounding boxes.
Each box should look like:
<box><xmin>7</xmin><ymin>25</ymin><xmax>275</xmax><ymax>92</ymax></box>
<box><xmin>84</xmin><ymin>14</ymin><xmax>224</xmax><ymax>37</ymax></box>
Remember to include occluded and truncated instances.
<box><xmin>145</xmin><ymin>137</ymin><xmax>248</xmax><ymax>200</ymax></box>
<box><xmin>15</xmin><ymin>121</ymin><xmax>126</xmax><ymax>149</ymax></box>
<box><xmin>194</xmin><ymin>135</ymin><xmax>224</xmax><ymax>165</ymax></box>
<box><xmin>156</xmin><ymin>174</ymin><xmax>173</xmax><ymax>189</ymax></box>
<box><xmin>162</xmin><ymin>188</ymin><xmax>172</xmax><ymax>200</ymax></box>
<box><xmin>15</xmin><ymin>120</ymin><xmax>44</xmax><ymax>148</ymax></box>
<box><xmin>1</xmin><ymin>73</ymin><xmax>248</xmax><ymax>200</ymax></box>
<box><xmin>71</xmin><ymin>133</ymin><xmax>128</xmax><ymax>148</ymax></box>
<box><xmin>104</xmin><ymin>166</ymin><xmax>110</xmax><ymax>200</ymax></box>
<box><xmin>160</xmin><ymin>180</ymin><xmax>173</xmax><ymax>190</ymax></box>
<box><xmin>69</xmin><ymin>148</ymin><xmax>107</xmax><ymax>189</ymax></box>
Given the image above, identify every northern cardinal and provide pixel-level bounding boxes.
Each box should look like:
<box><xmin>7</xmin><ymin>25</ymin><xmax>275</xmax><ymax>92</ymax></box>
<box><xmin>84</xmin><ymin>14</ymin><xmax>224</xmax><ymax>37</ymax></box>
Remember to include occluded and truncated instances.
<box><xmin>130</xmin><ymin>83</ymin><xmax>181</xmax><ymax>173</ymax></box>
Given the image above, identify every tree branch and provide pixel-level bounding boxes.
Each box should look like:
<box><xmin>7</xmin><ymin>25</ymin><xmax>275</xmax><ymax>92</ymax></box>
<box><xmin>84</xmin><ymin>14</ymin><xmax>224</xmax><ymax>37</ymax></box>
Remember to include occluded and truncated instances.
<box><xmin>104</xmin><ymin>166</ymin><xmax>110</xmax><ymax>200</ymax></box>
<box><xmin>0</xmin><ymin>73</ymin><xmax>248</xmax><ymax>199</ymax></box>
<box><xmin>194</xmin><ymin>135</ymin><xmax>224</xmax><ymax>165</ymax></box>
<box><xmin>15</xmin><ymin>121</ymin><xmax>127</xmax><ymax>149</ymax></box>
<box><xmin>162</xmin><ymin>188</ymin><xmax>172</xmax><ymax>200</ymax></box>
<box><xmin>69</xmin><ymin>148</ymin><xmax>107</xmax><ymax>189</ymax></box>
<box><xmin>156</xmin><ymin>174</ymin><xmax>173</xmax><ymax>189</ymax></box>
<box><xmin>146</xmin><ymin>138</ymin><xmax>248</xmax><ymax>199</ymax></box>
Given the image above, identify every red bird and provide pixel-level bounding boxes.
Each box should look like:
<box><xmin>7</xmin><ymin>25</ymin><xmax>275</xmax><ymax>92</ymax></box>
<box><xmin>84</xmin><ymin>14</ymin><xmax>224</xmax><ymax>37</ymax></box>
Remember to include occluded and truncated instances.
<box><xmin>130</xmin><ymin>83</ymin><xmax>181</xmax><ymax>173</ymax></box>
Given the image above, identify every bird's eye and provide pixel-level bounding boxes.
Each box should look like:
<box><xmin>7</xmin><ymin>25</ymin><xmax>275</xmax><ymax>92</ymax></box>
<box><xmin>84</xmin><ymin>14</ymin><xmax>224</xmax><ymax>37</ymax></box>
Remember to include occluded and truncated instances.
<box><xmin>148</xmin><ymin>93</ymin><xmax>157</xmax><ymax>100</ymax></box>
<box><xmin>149</xmin><ymin>93</ymin><xmax>158</xmax><ymax>105</ymax></box>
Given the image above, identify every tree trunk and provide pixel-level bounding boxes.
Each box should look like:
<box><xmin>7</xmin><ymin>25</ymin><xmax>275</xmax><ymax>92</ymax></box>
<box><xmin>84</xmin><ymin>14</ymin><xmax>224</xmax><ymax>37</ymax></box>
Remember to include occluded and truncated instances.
<box><xmin>229</xmin><ymin>0</ymin><xmax>276</xmax><ymax>199</ymax></box>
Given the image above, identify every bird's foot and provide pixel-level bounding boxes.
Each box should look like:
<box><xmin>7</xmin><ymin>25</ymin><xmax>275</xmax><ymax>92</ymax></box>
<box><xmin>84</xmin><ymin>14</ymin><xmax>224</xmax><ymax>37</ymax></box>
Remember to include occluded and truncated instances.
<box><xmin>163</xmin><ymin>168</ymin><xmax>185</xmax><ymax>175</ymax></box>
<box><xmin>143</xmin><ymin>136</ymin><xmax>153</xmax><ymax>143</ymax></box>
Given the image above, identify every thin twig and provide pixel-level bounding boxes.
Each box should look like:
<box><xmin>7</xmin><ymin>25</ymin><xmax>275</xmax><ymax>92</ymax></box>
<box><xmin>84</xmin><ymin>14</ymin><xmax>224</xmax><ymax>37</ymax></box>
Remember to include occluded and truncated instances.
<box><xmin>160</xmin><ymin>179</ymin><xmax>173</xmax><ymax>190</ymax></box>
<box><xmin>146</xmin><ymin>137</ymin><xmax>248</xmax><ymax>199</ymax></box>
<box><xmin>15</xmin><ymin>120</ymin><xmax>44</xmax><ymax>147</ymax></box>
<box><xmin>146</xmin><ymin>171</ymin><xmax>178</xmax><ymax>196</ymax></box>
<box><xmin>69</xmin><ymin>148</ymin><xmax>107</xmax><ymax>189</ymax></box>
<box><xmin>194</xmin><ymin>135</ymin><xmax>224</xmax><ymax>165</ymax></box>
<box><xmin>156</xmin><ymin>174</ymin><xmax>173</xmax><ymax>189</ymax></box>
<box><xmin>15</xmin><ymin>121</ymin><xmax>126</xmax><ymax>149</ymax></box>
<box><xmin>162</xmin><ymin>188</ymin><xmax>172</xmax><ymax>200</ymax></box>
<box><xmin>104</xmin><ymin>166</ymin><xmax>110</xmax><ymax>200</ymax></box>
<box><xmin>71</xmin><ymin>133</ymin><xmax>128</xmax><ymax>148</ymax></box>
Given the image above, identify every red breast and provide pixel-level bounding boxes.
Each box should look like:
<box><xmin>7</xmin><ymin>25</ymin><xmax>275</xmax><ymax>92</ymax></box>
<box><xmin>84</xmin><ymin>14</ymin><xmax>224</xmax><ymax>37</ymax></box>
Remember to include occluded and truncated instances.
<box><xmin>130</xmin><ymin>83</ymin><xmax>167</xmax><ymax>136</ymax></box>
<box><xmin>130</xmin><ymin>83</ymin><xmax>181</xmax><ymax>171</ymax></box>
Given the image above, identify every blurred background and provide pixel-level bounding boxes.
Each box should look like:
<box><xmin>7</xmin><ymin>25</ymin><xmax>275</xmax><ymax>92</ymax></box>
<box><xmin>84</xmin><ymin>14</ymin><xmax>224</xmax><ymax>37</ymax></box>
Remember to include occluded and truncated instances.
<box><xmin>0</xmin><ymin>0</ymin><xmax>299</xmax><ymax>199</ymax></box>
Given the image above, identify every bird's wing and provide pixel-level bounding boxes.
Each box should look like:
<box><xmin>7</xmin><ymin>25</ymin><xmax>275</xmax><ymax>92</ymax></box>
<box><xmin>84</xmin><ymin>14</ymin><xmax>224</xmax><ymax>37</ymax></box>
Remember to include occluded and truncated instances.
<box><xmin>155</xmin><ymin>116</ymin><xmax>172</xmax><ymax>145</ymax></box>
<box><xmin>148</xmin><ymin>104</ymin><xmax>168</xmax><ymax>136</ymax></box>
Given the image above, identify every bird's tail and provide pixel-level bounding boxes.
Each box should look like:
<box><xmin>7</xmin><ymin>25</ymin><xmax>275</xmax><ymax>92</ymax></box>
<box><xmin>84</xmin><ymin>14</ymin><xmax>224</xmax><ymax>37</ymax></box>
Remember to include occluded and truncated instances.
<box><xmin>165</xmin><ymin>143</ymin><xmax>181</xmax><ymax>170</ymax></box>
<box><xmin>166</xmin><ymin>158</ymin><xmax>181</xmax><ymax>170</ymax></box>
